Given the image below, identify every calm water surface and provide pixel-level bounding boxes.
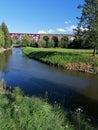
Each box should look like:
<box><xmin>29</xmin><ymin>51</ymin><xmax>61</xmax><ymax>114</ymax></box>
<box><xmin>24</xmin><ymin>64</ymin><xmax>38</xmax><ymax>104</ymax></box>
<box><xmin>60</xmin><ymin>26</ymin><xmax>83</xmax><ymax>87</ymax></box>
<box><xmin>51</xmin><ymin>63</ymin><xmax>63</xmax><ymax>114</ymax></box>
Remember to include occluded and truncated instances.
<box><xmin>0</xmin><ymin>48</ymin><xmax>98</xmax><ymax>121</ymax></box>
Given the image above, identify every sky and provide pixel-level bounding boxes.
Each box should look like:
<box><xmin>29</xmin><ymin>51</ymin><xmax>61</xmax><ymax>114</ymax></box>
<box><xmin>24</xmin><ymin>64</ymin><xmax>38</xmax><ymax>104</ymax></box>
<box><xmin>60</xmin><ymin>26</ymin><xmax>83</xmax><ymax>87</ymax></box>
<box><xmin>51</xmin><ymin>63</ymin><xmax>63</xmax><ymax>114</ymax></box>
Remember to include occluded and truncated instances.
<box><xmin>0</xmin><ymin>0</ymin><xmax>84</xmax><ymax>34</ymax></box>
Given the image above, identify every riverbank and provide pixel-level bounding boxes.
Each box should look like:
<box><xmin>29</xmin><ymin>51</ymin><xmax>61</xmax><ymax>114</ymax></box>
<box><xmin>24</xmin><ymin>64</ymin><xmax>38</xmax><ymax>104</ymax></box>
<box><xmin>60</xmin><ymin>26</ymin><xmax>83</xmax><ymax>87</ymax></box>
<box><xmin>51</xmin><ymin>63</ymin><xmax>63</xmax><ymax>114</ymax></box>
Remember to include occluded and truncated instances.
<box><xmin>22</xmin><ymin>47</ymin><xmax>98</xmax><ymax>74</ymax></box>
<box><xmin>0</xmin><ymin>47</ymin><xmax>11</xmax><ymax>53</ymax></box>
<box><xmin>0</xmin><ymin>80</ymin><xmax>97</xmax><ymax>130</ymax></box>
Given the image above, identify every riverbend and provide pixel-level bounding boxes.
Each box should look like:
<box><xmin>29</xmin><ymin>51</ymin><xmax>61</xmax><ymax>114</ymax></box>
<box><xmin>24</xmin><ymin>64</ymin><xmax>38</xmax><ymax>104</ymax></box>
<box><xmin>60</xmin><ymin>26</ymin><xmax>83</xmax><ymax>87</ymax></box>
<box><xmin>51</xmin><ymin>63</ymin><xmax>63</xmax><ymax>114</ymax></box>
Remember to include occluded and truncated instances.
<box><xmin>0</xmin><ymin>48</ymin><xmax>98</xmax><ymax>122</ymax></box>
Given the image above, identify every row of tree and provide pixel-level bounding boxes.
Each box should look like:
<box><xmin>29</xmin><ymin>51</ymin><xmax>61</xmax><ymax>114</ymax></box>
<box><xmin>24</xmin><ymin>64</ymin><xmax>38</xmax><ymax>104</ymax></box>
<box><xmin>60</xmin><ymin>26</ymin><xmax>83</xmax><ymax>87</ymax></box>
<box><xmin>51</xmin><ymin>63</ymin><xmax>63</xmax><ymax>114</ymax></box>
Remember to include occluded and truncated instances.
<box><xmin>15</xmin><ymin>35</ymin><xmax>70</xmax><ymax>48</ymax></box>
<box><xmin>0</xmin><ymin>22</ymin><xmax>11</xmax><ymax>48</ymax></box>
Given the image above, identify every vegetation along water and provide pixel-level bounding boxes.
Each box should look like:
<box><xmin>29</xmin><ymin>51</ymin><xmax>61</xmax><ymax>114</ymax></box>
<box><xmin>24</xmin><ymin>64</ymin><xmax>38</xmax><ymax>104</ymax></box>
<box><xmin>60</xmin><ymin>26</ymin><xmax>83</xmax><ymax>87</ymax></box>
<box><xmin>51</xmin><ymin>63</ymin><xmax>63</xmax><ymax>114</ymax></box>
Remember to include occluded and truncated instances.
<box><xmin>22</xmin><ymin>47</ymin><xmax>98</xmax><ymax>74</ymax></box>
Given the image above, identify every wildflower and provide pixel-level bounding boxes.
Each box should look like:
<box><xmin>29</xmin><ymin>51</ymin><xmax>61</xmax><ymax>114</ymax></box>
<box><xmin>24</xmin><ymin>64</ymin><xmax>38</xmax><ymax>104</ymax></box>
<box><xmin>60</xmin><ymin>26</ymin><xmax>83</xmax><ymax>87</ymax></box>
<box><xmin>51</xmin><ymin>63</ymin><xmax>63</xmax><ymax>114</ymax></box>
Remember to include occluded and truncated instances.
<box><xmin>65</xmin><ymin>123</ymin><xmax>68</xmax><ymax>128</ymax></box>
<box><xmin>76</xmin><ymin>108</ymin><xmax>83</xmax><ymax>113</ymax></box>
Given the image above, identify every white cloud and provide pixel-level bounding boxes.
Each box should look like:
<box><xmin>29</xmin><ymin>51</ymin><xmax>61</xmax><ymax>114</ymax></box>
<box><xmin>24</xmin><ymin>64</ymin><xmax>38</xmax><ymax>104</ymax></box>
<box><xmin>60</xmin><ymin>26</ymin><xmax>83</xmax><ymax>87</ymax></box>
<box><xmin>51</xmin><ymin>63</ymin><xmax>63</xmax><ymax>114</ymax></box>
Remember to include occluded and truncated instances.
<box><xmin>38</xmin><ymin>30</ymin><xmax>47</xmax><ymax>34</ymax></box>
<box><xmin>56</xmin><ymin>25</ymin><xmax>77</xmax><ymax>34</ymax></box>
<box><xmin>37</xmin><ymin>25</ymin><xmax>77</xmax><ymax>34</ymax></box>
<box><xmin>65</xmin><ymin>25</ymin><xmax>77</xmax><ymax>33</ymax></box>
<box><xmin>56</xmin><ymin>28</ymin><xmax>66</xmax><ymax>33</ymax></box>
<box><xmin>48</xmin><ymin>29</ymin><xmax>54</xmax><ymax>33</ymax></box>
<box><xmin>64</xmin><ymin>20</ymin><xmax>71</xmax><ymax>24</ymax></box>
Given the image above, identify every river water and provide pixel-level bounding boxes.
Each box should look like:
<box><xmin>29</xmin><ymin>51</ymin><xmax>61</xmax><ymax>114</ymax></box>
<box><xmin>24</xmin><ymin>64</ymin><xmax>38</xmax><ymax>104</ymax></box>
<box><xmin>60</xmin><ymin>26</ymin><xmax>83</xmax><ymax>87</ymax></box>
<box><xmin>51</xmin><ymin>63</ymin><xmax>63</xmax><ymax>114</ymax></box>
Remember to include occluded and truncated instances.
<box><xmin>0</xmin><ymin>48</ymin><xmax>98</xmax><ymax>121</ymax></box>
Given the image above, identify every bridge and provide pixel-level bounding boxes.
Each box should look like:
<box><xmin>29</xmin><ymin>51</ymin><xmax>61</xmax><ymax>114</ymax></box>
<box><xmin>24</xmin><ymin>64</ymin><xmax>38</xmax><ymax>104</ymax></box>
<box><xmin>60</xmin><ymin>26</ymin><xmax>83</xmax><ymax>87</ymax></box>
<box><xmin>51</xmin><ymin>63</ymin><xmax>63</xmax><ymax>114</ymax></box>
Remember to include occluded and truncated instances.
<box><xmin>10</xmin><ymin>33</ymin><xmax>40</xmax><ymax>41</ymax></box>
<box><xmin>10</xmin><ymin>33</ymin><xmax>74</xmax><ymax>41</ymax></box>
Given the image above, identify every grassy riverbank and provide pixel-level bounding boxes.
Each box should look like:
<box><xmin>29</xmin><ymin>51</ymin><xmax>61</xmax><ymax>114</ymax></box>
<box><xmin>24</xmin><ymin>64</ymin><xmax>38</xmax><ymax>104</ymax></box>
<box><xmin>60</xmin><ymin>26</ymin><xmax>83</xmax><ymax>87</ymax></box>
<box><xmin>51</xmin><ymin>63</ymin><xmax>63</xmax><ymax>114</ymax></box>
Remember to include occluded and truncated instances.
<box><xmin>22</xmin><ymin>47</ymin><xmax>98</xmax><ymax>74</ymax></box>
<box><xmin>0</xmin><ymin>80</ymin><xmax>97</xmax><ymax>130</ymax></box>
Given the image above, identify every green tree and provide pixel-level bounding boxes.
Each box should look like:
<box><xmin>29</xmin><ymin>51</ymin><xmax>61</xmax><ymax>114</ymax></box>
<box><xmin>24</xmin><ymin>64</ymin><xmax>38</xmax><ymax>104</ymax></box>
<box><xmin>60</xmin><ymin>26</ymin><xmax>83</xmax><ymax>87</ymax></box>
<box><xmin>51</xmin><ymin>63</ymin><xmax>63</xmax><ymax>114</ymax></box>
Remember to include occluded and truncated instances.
<box><xmin>73</xmin><ymin>27</ymin><xmax>84</xmax><ymax>49</ymax></box>
<box><xmin>0</xmin><ymin>27</ymin><xmax>4</xmax><ymax>47</ymax></box>
<box><xmin>76</xmin><ymin>0</ymin><xmax>98</xmax><ymax>55</ymax></box>
<box><xmin>1</xmin><ymin>22</ymin><xmax>11</xmax><ymax>48</ymax></box>
<box><xmin>52</xmin><ymin>36</ymin><xmax>58</xmax><ymax>47</ymax></box>
<box><xmin>31</xmin><ymin>39</ymin><xmax>36</xmax><ymax>47</ymax></box>
<box><xmin>43</xmin><ymin>36</ymin><xmax>49</xmax><ymax>48</ymax></box>
<box><xmin>60</xmin><ymin>36</ymin><xmax>69</xmax><ymax>48</ymax></box>
<box><xmin>21</xmin><ymin>35</ymin><xmax>31</xmax><ymax>47</ymax></box>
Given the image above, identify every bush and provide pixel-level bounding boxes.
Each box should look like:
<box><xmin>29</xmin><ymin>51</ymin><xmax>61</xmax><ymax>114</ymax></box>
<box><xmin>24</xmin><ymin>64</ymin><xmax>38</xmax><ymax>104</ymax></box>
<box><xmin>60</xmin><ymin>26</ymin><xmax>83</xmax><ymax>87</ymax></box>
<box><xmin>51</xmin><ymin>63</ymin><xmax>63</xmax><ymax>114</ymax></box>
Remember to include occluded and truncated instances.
<box><xmin>0</xmin><ymin>87</ymin><xmax>69</xmax><ymax>130</ymax></box>
<box><xmin>31</xmin><ymin>39</ymin><xmax>38</xmax><ymax>47</ymax></box>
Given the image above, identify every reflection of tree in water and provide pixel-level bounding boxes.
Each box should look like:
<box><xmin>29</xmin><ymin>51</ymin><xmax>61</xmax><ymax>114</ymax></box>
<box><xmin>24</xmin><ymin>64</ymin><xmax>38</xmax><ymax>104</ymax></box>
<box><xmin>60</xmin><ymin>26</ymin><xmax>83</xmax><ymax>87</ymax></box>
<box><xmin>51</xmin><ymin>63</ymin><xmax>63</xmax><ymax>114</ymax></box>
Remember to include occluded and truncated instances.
<box><xmin>0</xmin><ymin>50</ymin><xmax>12</xmax><ymax>71</ymax></box>
<box><xmin>67</xmin><ymin>91</ymin><xmax>98</xmax><ymax>123</ymax></box>
<box><xmin>82</xmin><ymin>85</ymin><xmax>98</xmax><ymax>101</ymax></box>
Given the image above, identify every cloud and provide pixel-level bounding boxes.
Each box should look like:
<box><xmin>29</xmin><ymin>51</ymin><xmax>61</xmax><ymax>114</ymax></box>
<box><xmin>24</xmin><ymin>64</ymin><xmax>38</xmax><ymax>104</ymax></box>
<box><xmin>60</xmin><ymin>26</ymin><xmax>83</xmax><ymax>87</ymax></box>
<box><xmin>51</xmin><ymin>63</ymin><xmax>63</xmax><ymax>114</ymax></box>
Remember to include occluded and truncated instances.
<box><xmin>56</xmin><ymin>28</ymin><xmax>66</xmax><ymax>33</ymax></box>
<box><xmin>64</xmin><ymin>20</ymin><xmax>71</xmax><ymax>24</ymax></box>
<box><xmin>56</xmin><ymin>25</ymin><xmax>77</xmax><ymax>33</ymax></box>
<box><xmin>48</xmin><ymin>29</ymin><xmax>54</xmax><ymax>33</ymax></box>
<box><xmin>38</xmin><ymin>29</ymin><xmax>54</xmax><ymax>34</ymax></box>
<box><xmin>37</xmin><ymin>25</ymin><xmax>77</xmax><ymax>34</ymax></box>
<box><xmin>38</xmin><ymin>30</ymin><xmax>47</xmax><ymax>34</ymax></box>
<box><xmin>65</xmin><ymin>25</ymin><xmax>77</xmax><ymax>32</ymax></box>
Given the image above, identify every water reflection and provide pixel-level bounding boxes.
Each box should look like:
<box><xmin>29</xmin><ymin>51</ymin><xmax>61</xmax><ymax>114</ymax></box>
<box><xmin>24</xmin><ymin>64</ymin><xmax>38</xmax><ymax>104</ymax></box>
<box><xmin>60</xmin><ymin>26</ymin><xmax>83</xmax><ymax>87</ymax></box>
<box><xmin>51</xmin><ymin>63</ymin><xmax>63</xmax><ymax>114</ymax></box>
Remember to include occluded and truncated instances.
<box><xmin>0</xmin><ymin>50</ymin><xmax>12</xmax><ymax>74</ymax></box>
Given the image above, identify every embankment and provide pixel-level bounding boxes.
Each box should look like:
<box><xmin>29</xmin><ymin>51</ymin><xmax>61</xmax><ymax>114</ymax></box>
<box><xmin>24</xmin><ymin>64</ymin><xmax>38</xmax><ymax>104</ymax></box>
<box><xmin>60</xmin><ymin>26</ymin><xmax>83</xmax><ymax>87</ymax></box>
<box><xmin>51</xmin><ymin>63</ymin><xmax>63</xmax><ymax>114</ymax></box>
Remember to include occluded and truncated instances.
<box><xmin>22</xmin><ymin>47</ymin><xmax>98</xmax><ymax>74</ymax></box>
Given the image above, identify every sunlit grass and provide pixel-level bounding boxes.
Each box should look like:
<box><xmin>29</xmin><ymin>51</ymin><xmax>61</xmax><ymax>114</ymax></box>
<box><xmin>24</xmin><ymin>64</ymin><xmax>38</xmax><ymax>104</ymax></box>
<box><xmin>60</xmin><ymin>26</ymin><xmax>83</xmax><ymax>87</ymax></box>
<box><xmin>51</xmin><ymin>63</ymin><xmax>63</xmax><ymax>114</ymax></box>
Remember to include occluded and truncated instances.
<box><xmin>22</xmin><ymin>47</ymin><xmax>98</xmax><ymax>67</ymax></box>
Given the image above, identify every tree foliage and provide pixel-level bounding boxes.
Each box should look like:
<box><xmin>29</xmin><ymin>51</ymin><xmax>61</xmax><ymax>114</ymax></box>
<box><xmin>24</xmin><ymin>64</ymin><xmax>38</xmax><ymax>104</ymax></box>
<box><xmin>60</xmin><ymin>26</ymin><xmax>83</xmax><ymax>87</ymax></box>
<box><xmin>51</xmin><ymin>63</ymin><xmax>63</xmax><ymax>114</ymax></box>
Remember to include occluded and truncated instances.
<box><xmin>1</xmin><ymin>22</ymin><xmax>11</xmax><ymax>48</ymax></box>
<box><xmin>43</xmin><ymin>36</ymin><xmax>49</xmax><ymax>47</ymax></box>
<box><xmin>52</xmin><ymin>36</ymin><xmax>59</xmax><ymax>47</ymax></box>
<box><xmin>31</xmin><ymin>39</ymin><xmax>38</xmax><ymax>47</ymax></box>
<box><xmin>0</xmin><ymin>27</ymin><xmax>4</xmax><ymax>47</ymax></box>
<box><xmin>75</xmin><ymin>0</ymin><xmax>98</xmax><ymax>55</ymax></box>
<box><xmin>21</xmin><ymin>35</ymin><xmax>31</xmax><ymax>46</ymax></box>
<box><xmin>60</xmin><ymin>36</ymin><xmax>69</xmax><ymax>48</ymax></box>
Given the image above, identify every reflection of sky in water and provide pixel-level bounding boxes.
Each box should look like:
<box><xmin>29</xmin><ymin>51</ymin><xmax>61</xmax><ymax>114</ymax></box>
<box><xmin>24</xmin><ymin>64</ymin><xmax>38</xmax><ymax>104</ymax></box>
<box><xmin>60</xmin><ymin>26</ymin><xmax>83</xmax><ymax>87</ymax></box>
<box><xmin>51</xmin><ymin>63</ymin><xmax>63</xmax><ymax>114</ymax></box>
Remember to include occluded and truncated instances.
<box><xmin>0</xmin><ymin>72</ymin><xmax>4</xmax><ymax>78</ymax></box>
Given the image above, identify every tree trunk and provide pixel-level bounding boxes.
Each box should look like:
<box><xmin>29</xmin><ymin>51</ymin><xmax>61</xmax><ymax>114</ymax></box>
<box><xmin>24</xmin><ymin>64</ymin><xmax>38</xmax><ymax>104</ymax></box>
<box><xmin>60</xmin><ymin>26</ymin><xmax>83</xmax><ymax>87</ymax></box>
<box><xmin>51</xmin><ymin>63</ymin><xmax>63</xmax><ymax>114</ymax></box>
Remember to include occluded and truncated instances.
<box><xmin>93</xmin><ymin>46</ymin><xmax>96</xmax><ymax>56</ymax></box>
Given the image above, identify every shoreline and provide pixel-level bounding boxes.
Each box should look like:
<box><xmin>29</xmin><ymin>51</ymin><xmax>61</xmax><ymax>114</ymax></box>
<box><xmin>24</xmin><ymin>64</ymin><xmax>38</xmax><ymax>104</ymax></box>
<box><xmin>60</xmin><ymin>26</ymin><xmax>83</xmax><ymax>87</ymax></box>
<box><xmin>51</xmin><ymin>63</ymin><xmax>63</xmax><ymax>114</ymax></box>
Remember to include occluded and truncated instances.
<box><xmin>29</xmin><ymin>57</ymin><xmax>98</xmax><ymax>74</ymax></box>
<box><xmin>65</xmin><ymin>62</ymin><xmax>98</xmax><ymax>74</ymax></box>
<box><xmin>0</xmin><ymin>47</ymin><xmax>11</xmax><ymax>53</ymax></box>
<box><xmin>22</xmin><ymin>47</ymin><xmax>98</xmax><ymax>75</ymax></box>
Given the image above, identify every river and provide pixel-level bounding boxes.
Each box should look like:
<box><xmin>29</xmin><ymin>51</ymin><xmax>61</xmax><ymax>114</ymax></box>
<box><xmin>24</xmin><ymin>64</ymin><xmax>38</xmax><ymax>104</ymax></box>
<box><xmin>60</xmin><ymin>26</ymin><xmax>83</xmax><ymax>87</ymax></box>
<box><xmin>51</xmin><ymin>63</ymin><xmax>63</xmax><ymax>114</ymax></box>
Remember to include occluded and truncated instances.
<box><xmin>0</xmin><ymin>48</ymin><xmax>98</xmax><ymax>121</ymax></box>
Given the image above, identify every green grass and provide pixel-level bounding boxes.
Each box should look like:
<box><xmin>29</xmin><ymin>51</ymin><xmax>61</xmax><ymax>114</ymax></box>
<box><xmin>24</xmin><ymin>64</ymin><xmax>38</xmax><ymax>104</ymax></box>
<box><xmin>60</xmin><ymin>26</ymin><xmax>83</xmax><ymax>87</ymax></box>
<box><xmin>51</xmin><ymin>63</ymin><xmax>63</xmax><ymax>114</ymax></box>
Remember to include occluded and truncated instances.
<box><xmin>22</xmin><ymin>47</ymin><xmax>98</xmax><ymax>67</ymax></box>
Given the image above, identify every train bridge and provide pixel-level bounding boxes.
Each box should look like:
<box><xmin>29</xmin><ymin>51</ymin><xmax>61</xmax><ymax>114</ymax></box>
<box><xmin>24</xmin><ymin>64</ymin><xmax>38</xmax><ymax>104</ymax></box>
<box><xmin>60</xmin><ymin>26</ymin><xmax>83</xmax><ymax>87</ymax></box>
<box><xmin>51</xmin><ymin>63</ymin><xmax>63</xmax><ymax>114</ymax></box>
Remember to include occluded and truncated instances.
<box><xmin>10</xmin><ymin>33</ymin><xmax>74</xmax><ymax>42</ymax></box>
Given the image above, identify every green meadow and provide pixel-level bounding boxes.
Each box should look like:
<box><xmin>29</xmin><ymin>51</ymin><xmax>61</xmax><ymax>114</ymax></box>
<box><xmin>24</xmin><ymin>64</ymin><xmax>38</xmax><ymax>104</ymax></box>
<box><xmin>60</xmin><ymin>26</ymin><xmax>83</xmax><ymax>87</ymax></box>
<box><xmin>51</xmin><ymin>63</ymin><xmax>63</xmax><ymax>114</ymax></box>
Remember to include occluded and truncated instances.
<box><xmin>22</xmin><ymin>47</ymin><xmax>98</xmax><ymax>68</ymax></box>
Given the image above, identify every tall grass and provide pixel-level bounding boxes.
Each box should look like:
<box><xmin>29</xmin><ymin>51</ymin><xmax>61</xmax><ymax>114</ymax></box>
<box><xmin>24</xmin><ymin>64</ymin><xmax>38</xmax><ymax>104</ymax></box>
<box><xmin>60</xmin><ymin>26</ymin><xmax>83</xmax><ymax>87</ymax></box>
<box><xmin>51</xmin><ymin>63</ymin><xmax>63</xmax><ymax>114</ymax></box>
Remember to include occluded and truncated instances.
<box><xmin>22</xmin><ymin>47</ymin><xmax>98</xmax><ymax>67</ymax></box>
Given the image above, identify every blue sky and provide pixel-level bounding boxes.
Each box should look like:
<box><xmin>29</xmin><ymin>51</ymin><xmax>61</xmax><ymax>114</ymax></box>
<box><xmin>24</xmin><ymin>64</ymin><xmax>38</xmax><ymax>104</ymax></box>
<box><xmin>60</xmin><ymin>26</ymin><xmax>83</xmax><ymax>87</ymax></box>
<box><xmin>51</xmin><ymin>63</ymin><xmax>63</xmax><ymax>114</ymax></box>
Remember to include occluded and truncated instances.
<box><xmin>0</xmin><ymin>0</ymin><xmax>84</xmax><ymax>34</ymax></box>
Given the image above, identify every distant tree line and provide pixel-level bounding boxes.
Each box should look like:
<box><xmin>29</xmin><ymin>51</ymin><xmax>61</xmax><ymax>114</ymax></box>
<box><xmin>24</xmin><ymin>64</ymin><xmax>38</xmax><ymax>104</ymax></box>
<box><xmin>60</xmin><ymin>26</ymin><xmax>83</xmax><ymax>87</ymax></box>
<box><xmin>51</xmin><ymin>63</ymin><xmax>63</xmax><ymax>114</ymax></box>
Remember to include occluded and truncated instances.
<box><xmin>0</xmin><ymin>22</ymin><xmax>11</xmax><ymax>48</ymax></box>
<box><xmin>16</xmin><ymin>35</ymin><xmax>71</xmax><ymax>48</ymax></box>
<box><xmin>18</xmin><ymin>32</ymin><xmax>96</xmax><ymax>49</ymax></box>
